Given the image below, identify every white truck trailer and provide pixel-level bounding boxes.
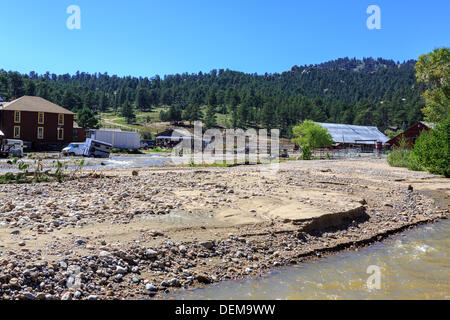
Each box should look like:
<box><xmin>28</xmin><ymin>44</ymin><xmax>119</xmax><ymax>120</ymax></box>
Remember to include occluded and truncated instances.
<box><xmin>83</xmin><ymin>139</ymin><xmax>112</xmax><ymax>158</ymax></box>
<box><xmin>88</xmin><ymin>129</ymin><xmax>140</xmax><ymax>150</ymax></box>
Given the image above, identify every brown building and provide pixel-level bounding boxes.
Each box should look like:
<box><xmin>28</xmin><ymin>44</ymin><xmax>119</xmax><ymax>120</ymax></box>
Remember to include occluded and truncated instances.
<box><xmin>0</xmin><ymin>96</ymin><xmax>75</xmax><ymax>150</ymax></box>
<box><xmin>386</xmin><ymin>121</ymin><xmax>433</xmax><ymax>149</ymax></box>
<box><xmin>73</xmin><ymin>121</ymin><xmax>86</xmax><ymax>142</ymax></box>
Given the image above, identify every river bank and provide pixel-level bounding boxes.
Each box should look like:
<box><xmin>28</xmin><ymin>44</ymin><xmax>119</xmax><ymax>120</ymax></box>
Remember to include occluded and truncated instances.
<box><xmin>168</xmin><ymin>218</ymin><xmax>450</xmax><ymax>300</ymax></box>
<box><xmin>0</xmin><ymin>159</ymin><xmax>448</xmax><ymax>300</ymax></box>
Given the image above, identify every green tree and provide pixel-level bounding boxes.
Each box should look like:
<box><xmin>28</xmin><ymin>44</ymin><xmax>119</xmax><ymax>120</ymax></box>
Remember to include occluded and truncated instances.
<box><xmin>415</xmin><ymin>47</ymin><xmax>450</xmax><ymax>122</ymax></box>
<box><xmin>183</xmin><ymin>104</ymin><xmax>202</xmax><ymax>124</ymax></box>
<box><xmin>77</xmin><ymin>107</ymin><xmax>99</xmax><ymax>129</ymax></box>
<box><xmin>24</xmin><ymin>80</ymin><xmax>36</xmax><ymax>96</ymax></box>
<box><xmin>291</xmin><ymin>120</ymin><xmax>333</xmax><ymax>149</ymax></box>
<box><xmin>169</xmin><ymin>105</ymin><xmax>182</xmax><ymax>123</ymax></box>
<box><xmin>204</xmin><ymin>104</ymin><xmax>217</xmax><ymax>129</ymax></box>
<box><xmin>121</xmin><ymin>102</ymin><xmax>136</xmax><ymax>124</ymax></box>
<box><xmin>409</xmin><ymin>118</ymin><xmax>450</xmax><ymax>177</ymax></box>
<box><xmin>136</xmin><ymin>87</ymin><xmax>151</xmax><ymax>111</ymax></box>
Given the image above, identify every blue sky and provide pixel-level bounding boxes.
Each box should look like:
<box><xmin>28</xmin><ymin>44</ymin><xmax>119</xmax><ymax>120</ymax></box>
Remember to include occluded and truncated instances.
<box><xmin>0</xmin><ymin>0</ymin><xmax>448</xmax><ymax>77</ymax></box>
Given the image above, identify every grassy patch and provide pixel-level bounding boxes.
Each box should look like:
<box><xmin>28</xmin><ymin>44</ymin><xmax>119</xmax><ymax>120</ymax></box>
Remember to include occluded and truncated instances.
<box><xmin>147</xmin><ymin>148</ymin><xmax>172</xmax><ymax>153</ymax></box>
<box><xmin>387</xmin><ymin>149</ymin><xmax>411</xmax><ymax>168</ymax></box>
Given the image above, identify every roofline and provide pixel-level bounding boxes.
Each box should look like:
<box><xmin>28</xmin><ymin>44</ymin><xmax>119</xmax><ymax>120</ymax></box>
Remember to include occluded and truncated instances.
<box><xmin>0</xmin><ymin>96</ymin><xmax>75</xmax><ymax>115</ymax></box>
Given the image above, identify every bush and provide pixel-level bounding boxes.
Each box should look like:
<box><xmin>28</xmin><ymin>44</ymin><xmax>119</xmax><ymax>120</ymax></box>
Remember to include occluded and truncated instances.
<box><xmin>409</xmin><ymin>119</ymin><xmax>449</xmax><ymax>177</ymax></box>
<box><xmin>302</xmin><ymin>145</ymin><xmax>312</xmax><ymax>160</ymax></box>
<box><xmin>387</xmin><ymin>148</ymin><xmax>410</xmax><ymax>168</ymax></box>
<box><xmin>406</xmin><ymin>151</ymin><xmax>424</xmax><ymax>171</ymax></box>
<box><xmin>292</xmin><ymin>120</ymin><xmax>333</xmax><ymax>149</ymax></box>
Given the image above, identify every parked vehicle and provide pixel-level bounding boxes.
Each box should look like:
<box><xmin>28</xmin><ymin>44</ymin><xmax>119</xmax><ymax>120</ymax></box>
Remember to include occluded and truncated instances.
<box><xmin>83</xmin><ymin>139</ymin><xmax>112</xmax><ymax>158</ymax></box>
<box><xmin>0</xmin><ymin>139</ymin><xmax>24</xmax><ymax>158</ymax></box>
<box><xmin>88</xmin><ymin>129</ymin><xmax>140</xmax><ymax>150</ymax></box>
<box><xmin>146</xmin><ymin>140</ymin><xmax>156</xmax><ymax>148</ymax></box>
<box><xmin>62</xmin><ymin>142</ymin><xmax>86</xmax><ymax>156</ymax></box>
<box><xmin>140</xmin><ymin>141</ymin><xmax>149</xmax><ymax>149</ymax></box>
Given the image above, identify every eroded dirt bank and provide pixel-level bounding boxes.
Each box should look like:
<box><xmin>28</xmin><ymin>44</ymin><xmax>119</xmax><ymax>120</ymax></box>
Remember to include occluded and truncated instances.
<box><xmin>0</xmin><ymin>159</ymin><xmax>448</xmax><ymax>300</ymax></box>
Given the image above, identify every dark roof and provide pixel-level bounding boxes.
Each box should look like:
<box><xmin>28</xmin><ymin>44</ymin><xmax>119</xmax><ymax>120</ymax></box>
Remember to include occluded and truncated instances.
<box><xmin>386</xmin><ymin>121</ymin><xmax>433</xmax><ymax>145</ymax></box>
<box><xmin>0</xmin><ymin>96</ymin><xmax>75</xmax><ymax>115</ymax></box>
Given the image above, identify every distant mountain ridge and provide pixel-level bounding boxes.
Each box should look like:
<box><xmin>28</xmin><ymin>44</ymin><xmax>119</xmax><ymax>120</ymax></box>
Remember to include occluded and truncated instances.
<box><xmin>0</xmin><ymin>56</ymin><xmax>425</xmax><ymax>136</ymax></box>
<box><xmin>290</xmin><ymin>57</ymin><xmax>417</xmax><ymax>73</ymax></box>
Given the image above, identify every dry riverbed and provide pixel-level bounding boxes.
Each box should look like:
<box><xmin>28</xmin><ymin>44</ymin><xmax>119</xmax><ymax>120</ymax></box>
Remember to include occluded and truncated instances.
<box><xmin>0</xmin><ymin>159</ymin><xmax>448</xmax><ymax>300</ymax></box>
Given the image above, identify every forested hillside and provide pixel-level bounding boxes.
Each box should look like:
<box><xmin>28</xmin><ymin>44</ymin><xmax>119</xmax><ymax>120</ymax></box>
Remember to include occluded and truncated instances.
<box><xmin>0</xmin><ymin>57</ymin><xmax>426</xmax><ymax>136</ymax></box>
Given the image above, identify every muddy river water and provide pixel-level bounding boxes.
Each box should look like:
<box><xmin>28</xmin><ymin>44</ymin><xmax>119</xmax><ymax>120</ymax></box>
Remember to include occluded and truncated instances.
<box><xmin>169</xmin><ymin>219</ymin><xmax>449</xmax><ymax>300</ymax></box>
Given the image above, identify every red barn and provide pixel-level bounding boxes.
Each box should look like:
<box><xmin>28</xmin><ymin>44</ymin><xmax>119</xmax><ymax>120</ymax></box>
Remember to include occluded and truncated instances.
<box><xmin>0</xmin><ymin>96</ymin><xmax>75</xmax><ymax>150</ymax></box>
<box><xmin>386</xmin><ymin>121</ymin><xmax>433</xmax><ymax>149</ymax></box>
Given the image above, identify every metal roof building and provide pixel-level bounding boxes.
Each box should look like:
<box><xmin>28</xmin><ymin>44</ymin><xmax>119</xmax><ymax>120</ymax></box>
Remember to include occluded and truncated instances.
<box><xmin>317</xmin><ymin>123</ymin><xmax>389</xmax><ymax>145</ymax></box>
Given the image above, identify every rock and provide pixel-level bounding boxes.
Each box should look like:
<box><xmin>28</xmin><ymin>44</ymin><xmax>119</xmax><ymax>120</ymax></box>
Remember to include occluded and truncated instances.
<box><xmin>160</xmin><ymin>280</ymin><xmax>170</xmax><ymax>287</ymax></box>
<box><xmin>99</xmin><ymin>251</ymin><xmax>113</xmax><ymax>258</ymax></box>
<box><xmin>132</xmin><ymin>170</ymin><xmax>139</xmax><ymax>177</ymax></box>
<box><xmin>408</xmin><ymin>185</ymin><xmax>414</xmax><ymax>191</ymax></box>
<box><xmin>146</xmin><ymin>249</ymin><xmax>158</xmax><ymax>258</ymax></box>
<box><xmin>296</xmin><ymin>232</ymin><xmax>307</xmax><ymax>241</ymax></box>
<box><xmin>10</xmin><ymin>230</ymin><xmax>20</xmax><ymax>236</ymax></box>
<box><xmin>145</xmin><ymin>283</ymin><xmax>158</xmax><ymax>292</ymax></box>
<box><xmin>132</xmin><ymin>277</ymin><xmax>140</xmax><ymax>283</ymax></box>
<box><xmin>200</xmin><ymin>241</ymin><xmax>214</xmax><ymax>250</ymax></box>
<box><xmin>18</xmin><ymin>241</ymin><xmax>26</xmax><ymax>247</ymax></box>
<box><xmin>115</xmin><ymin>266</ymin><xmax>128</xmax><ymax>274</ymax></box>
<box><xmin>131</xmin><ymin>266</ymin><xmax>139</xmax><ymax>273</ymax></box>
<box><xmin>66</xmin><ymin>276</ymin><xmax>75</xmax><ymax>287</ymax></box>
<box><xmin>195</xmin><ymin>274</ymin><xmax>211</xmax><ymax>284</ymax></box>
<box><xmin>36</xmin><ymin>293</ymin><xmax>46</xmax><ymax>300</ymax></box>
<box><xmin>170</xmin><ymin>278</ymin><xmax>181</xmax><ymax>287</ymax></box>
<box><xmin>178</xmin><ymin>245</ymin><xmax>187</xmax><ymax>253</ymax></box>
<box><xmin>87</xmin><ymin>295</ymin><xmax>98</xmax><ymax>300</ymax></box>
<box><xmin>61</xmin><ymin>292</ymin><xmax>73</xmax><ymax>300</ymax></box>
<box><xmin>75</xmin><ymin>239</ymin><xmax>87</xmax><ymax>246</ymax></box>
<box><xmin>22</xmin><ymin>292</ymin><xmax>36</xmax><ymax>300</ymax></box>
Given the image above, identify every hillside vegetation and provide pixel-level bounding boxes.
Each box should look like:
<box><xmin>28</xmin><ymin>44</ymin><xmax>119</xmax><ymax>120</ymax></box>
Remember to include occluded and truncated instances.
<box><xmin>0</xmin><ymin>57</ymin><xmax>426</xmax><ymax>137</ymax></box>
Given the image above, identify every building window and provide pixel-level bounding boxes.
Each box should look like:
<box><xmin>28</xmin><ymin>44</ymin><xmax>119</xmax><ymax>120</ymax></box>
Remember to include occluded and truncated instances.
<box><xmin>58</xmin><ymin>114</ymin><xmax>64</xmax><ymax>125</ymax></box>
<box><xmin>14</xmin><ymin>111</ymin><xmax>21</xmax><ymax>123</ymax></box>
<box><xmin>38</xmin><ymin>112</ymin><xmax>45</xmax><ymax>124</ymax></box>
<box><xmin>37</xmin><ymin>127</ymin><xmax>44</xmax><ymax>140</ymax></box>
<box><xmin>57</xmin><ymin>128</ymin><xmax>64</xmax><ymax>140</ymax></box>
<box><xmin>14</xmin><ymin>126</ymin><xmax>20</xmax><ymax>138</ymax></box>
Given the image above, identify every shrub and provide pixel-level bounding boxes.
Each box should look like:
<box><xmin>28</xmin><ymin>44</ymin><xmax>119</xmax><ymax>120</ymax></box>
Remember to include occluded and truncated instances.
<box><xmin>302</xmin><ymin>145</ymin><xmax>312</xmax><ymax>160</ymax></box>
<box><xmin>387</xmin><ymin>148</ymin><xmax>410</xmax><ymax>168</ymax></box>
<box><xmin>291</xmin><ymin>120</ymin><xmax>333</xmax><ymax>149</ymax></box>
<box><xmin>410</xmin><ymin>119</ymin><xmax>449</xmax><ymax>177</ymax></box>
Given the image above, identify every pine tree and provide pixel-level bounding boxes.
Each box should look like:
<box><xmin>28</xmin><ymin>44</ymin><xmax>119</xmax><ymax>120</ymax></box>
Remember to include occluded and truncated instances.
<box><xmin>204</xmin><ymin>105</ymin><xmax>217</xmax><ymax>129</ymax></box>
<box><xmin>121</xmin><ymin>102</ymin><xmax>136</xmax><ymax>124</ymax></box>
